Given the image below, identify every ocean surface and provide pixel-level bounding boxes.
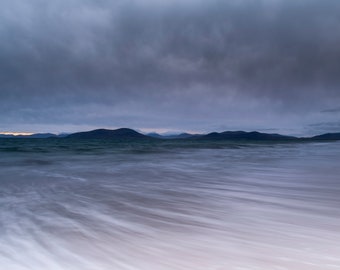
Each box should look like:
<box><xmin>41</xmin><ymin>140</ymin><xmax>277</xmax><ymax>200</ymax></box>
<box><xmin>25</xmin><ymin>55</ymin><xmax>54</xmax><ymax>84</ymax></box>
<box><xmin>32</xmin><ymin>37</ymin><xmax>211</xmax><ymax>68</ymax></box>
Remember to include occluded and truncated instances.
<box><xmin>0</xmin><ymin>139</ymin><xmax>339</xmax><ymax>270</ymax></box>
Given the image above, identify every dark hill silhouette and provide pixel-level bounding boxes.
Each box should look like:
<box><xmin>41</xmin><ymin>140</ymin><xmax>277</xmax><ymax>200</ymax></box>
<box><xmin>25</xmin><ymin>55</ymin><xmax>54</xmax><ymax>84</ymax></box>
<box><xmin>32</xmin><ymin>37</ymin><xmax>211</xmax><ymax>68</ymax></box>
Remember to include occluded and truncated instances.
<box><xmin>198</xmin><ymin>131</ymin><xmax>297</xmax><ymax>141</ymax></box>
<box><xmin>66</xmin><ymin>128</ymin><xmax>150</xmax><ymax>140</ymax></box>
<box><xmin>26</xmin><ymin>133</ymin><xmax>58</xmax><ymax>138</ymax></box>
<box><xmin>311</xmin><ymin>133</ymin><xmax>340</xmax><ymax>140</ymax></box>
<box><xmin>1</xmin><ymin>129</ymin><xmax>340</xmax><ymax>141</ymax></box>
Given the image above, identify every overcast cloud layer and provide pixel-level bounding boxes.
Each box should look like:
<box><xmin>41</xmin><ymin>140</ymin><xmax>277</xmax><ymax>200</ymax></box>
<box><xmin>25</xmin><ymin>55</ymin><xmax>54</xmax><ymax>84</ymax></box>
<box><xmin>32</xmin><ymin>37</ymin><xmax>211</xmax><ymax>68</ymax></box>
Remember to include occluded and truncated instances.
<box><xmin>1</xmin><ymin>0</ymin><xmax>340</xmax><ymax>135</ymax></box>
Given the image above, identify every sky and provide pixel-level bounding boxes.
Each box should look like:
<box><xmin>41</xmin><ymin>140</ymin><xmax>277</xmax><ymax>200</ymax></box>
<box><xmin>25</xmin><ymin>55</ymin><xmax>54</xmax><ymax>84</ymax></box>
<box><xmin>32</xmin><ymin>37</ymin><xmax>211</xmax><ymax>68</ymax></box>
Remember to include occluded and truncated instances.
<box><xmin>1</xmin><ymin>0</ymin><xmax>340</xmax><ymax>136</ymax></box>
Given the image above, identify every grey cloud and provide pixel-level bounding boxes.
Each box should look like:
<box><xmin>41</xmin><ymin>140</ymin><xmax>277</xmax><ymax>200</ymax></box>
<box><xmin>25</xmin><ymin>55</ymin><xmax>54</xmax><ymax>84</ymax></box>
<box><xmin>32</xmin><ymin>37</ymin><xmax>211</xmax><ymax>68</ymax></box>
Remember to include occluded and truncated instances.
<box><xmin>307</xmin><ymin>121</ymin><xmax>340</xmax><ymax>135</ymax></box>
<box><xmin>1</xmin><ymin>0</ymin><xmax>340</xmax><ymax>133</ymax></box>
<box><xmin>321</xmin><ymin>107</ymin><xmax>340</xmax><ymax>113</ymax></box>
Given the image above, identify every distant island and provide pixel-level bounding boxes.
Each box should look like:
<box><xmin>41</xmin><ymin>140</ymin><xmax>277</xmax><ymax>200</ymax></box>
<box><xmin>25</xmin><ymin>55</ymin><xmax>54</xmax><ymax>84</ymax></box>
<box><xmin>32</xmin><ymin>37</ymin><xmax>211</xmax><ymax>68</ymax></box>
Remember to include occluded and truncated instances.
<box><xmin>1</xmin><ymin>128</ymin><xmax>340</xmax><ymax>141</ymax></box>
<box><xmin>66</xmin><ymin>128</ymin><xmax>148</xmax><ymax>140</ymax></box>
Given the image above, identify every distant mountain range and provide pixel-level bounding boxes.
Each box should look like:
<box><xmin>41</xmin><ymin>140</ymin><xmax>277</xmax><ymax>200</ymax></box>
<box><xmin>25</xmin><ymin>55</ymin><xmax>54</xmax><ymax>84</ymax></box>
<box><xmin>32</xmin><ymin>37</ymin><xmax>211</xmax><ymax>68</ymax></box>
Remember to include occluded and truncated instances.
<box><xmin>199</xmin><ymin>131</ymin><xmax>297</xmax><ymax>141</ymax></box>
<box><xmin>66</xmin><ymin>128</ymin><xmax>149</xmax><ymax>140</ymax></box>
<box><xmin>147</xmin><ymin>132</ymin><xmax>200</xmax><ymax>139</ymax></box>
<box><xmin>0</xmin><ymin>133</ymin><xmax>66</xmax><ymax>138</ymax></box>
<box><xmin>311</xmin><ymin>133</ymin><xmax>340</xmax><ymax>140</ymax></box>
<box><xmin>1</xmin><ymin>128</ymin><xmax>340</xmax><ymax>141</ymax></box>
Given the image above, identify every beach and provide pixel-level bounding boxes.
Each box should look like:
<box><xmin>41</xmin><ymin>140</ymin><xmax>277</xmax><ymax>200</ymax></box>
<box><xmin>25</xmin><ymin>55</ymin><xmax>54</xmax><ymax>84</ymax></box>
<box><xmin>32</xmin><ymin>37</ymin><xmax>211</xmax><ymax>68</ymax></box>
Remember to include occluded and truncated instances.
<box><xmin>0</xmin><ymin>139</ymin><xmax>339</xmax><ymax>270</ymax></box>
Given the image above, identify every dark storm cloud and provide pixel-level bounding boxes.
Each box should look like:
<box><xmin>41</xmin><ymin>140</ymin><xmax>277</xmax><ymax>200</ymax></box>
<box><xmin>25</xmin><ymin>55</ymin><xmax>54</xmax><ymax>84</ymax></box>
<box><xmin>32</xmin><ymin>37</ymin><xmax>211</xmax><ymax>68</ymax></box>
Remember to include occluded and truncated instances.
<box><xmin>1</xmin><ymin>0</ymin><xmax>340</xmax><ymax>133</ymax></box>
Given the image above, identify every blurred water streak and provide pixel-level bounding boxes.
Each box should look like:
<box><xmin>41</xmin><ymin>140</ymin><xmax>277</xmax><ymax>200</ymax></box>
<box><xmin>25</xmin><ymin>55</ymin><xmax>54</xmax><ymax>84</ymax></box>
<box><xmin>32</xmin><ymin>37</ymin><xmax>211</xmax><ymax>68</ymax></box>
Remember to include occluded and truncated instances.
<box><xmin>0</xmin><ymin>139</ymin><xmax>339</xmax><ymax>270</ymax></box>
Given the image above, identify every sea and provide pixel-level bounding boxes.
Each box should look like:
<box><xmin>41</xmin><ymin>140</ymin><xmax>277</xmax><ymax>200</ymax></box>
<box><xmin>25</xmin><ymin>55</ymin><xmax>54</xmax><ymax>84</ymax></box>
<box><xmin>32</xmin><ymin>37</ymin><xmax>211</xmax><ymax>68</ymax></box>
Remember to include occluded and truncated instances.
<box><xmin>0</xmin><ymin>138</ymin><xmax>339</xmax><ymax>270</ymax></box>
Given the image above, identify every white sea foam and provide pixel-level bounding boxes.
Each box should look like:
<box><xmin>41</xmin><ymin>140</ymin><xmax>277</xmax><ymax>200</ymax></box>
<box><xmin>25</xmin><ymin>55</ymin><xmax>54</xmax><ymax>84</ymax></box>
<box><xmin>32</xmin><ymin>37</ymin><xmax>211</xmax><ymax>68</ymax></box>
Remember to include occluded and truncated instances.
<box><xmin>0</xmin><ymin>141</ymin><xmax>339</xmax><ymax>269</ymax></box>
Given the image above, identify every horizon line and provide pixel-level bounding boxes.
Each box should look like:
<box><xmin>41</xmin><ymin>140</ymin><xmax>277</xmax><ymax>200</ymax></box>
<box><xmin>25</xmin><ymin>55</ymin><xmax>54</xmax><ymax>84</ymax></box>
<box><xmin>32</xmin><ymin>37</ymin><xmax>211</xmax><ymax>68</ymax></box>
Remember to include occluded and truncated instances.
<box><xmin>1</xmin><ymin>127</ymin><xmax>339</xmax><ymax>138</ymax></box>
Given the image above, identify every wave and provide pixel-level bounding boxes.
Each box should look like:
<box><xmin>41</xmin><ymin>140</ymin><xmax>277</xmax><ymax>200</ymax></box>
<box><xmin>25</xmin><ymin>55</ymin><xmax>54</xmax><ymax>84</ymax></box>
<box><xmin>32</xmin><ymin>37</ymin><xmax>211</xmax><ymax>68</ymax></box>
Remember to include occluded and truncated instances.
<box><xmin>0</xmin><ymin>141</ymin><xmax>339</xmax><ymax>269</ymax></box>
